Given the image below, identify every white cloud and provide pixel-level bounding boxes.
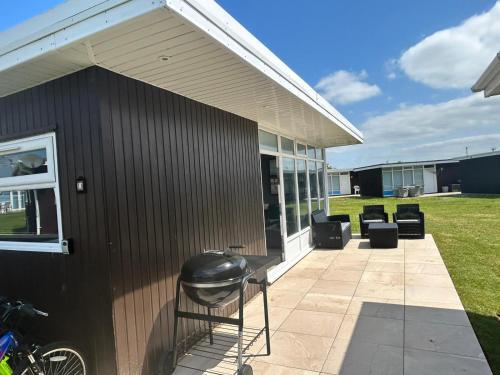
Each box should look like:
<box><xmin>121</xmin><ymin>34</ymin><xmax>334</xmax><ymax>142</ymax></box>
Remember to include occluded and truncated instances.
<box><xmin>385</xmin><ymin>59</ymin><xmax>398</xmax><ymax>80</ymax></box>
<box><xmin>315</xmin><ymin>70</ymin><xmax>381</xmax><ymax>105</ymax></box>
<box><xmin>327</xmin><ymin>93</ymin><xmax>500</xmax><ymax>168</ymax></box>
<box><xmin>399</xmin><ymin>2</ymin><xmax>500</xmax><ymax>89</ymax></box>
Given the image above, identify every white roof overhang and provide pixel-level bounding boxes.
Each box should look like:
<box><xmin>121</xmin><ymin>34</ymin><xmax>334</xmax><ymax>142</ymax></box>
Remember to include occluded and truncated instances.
<box><xmin>472</xmin><ymin>52</ymin><xmax>500</xmax><ymax>98</ymax></box>
<box><xmin>0</xmin><ymin>0</ymin><xmax>362</xmax><ymax>147</ymax></box>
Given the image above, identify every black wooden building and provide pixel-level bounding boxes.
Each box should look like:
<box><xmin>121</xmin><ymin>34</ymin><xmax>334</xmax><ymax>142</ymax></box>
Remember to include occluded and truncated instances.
<box><xmin>460</xmin><ymin>152</ymin><xmax>500</xmax><ymax>194</ymax></box>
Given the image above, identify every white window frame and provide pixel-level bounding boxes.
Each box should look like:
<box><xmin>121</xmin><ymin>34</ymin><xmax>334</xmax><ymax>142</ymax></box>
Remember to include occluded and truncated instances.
<box><xmin>0</xmin><ymin>133</ymin><xmax>64</xmax><ymax>253</ymax></box>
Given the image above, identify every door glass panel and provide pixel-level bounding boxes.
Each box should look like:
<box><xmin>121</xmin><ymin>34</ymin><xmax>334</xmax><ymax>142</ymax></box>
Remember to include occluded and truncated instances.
<box><xmin>297</xmin><ymin>143</ymin><xmax>306</xmax><ymax>156</ymax></box>
<box><xmin>317</xmin><ymin>162</ymin><xmax>324</xmax><ymax>208</ymax></box>
<box><xmin>0</xmin><ymin>149</ymin><xmax>47</xmax><ymax>178</ymax></box>
<box><xmin>382</xmin><ymin>169</ymin><xmax>394</xmax><ymax>196</ymax></box>
<box><xmin>404</xmin><ymin>169</ymin><xmax>414</xmax><ymax>186</ymax></box>
<box><xmin>281</xmin><ymin>137</ymin><xmax>294</xmax><ymax>155</ymax></box>
<box><xmin>307</xmin><ymin>145</ymin><xmax>316</xmax><ymax>159</ymax></box>
<box><xmin>308</xmin><ymin>161</ymin><xmax>318</xmax><ymax>212</ymax></box>
<box><xmin>330</xmin><ymin>174</ymin><xmax>340</xmax><ymax>195</ymax></box>
<box><xmin>258</xmin><ymin>130</ymin><xmax>278</xmax><ymax>152</ymax></box>
<box><xmin>316</xmin><ymin>148</ymin><xmax>324</xmax><ymax>160</ymax></box>
<box><xmin>297</xmin><ymin>160</ymin><xmax>309</xmax><ymax>229</ymax></box>
<box><xmin>0</xmin><ymin>188</ymin><xmax>58</xmax><ymax>242</ymax></box>
<box><xmin>414</xmin><ymin>167</ymin><xmax>424</xmax><ymax>186</ymax></box>
<box><xmin>283</xmin><ymin>158</ymin><xmax>298</xmax><ymax>236</ymax></box>
<box><xmin>260</xmin><ymin>155</ymin><xmax>283</xmax><ymax>260</ymax></box>
<box><xmin>393</xmin><ymin>169</ymin><xmax>403</xmax><ymax>187</ymax></box>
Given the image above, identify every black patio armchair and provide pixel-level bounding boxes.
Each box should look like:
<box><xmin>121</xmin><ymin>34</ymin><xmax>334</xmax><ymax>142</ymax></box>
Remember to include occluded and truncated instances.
<box><xmin>393</xmin><ymin>204</ymin><xmax>425</xmax><ymax>239</ymax></box>
<box><xmin>359</xmin><ymin>205</ymin><xmax>389</xmax><ymax>238</ymax></box>
<box><xmin>311</xmin><ymin>209</ymin><xmax>352</xmax><ymax>249</ymax></box>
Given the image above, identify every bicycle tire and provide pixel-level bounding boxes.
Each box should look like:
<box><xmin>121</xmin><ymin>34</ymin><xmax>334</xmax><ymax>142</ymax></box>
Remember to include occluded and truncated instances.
<box><xmin>15</xmin><ymin>342</ymin><xmax>86</xmax><ymax>375</ymax></box>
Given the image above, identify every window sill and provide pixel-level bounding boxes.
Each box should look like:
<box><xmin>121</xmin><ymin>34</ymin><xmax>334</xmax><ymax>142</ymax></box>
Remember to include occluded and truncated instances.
<box><xmin>0</xmin><ymin>241</ymin><xmax>67</xmax><ymax>253</ymax></box>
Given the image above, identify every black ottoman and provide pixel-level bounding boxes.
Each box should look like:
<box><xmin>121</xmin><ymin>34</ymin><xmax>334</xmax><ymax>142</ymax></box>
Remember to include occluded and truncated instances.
<box><xmin>368</xmin><ymin>223</ymin><xmax>398</xmax><ymax>248</ymax></box>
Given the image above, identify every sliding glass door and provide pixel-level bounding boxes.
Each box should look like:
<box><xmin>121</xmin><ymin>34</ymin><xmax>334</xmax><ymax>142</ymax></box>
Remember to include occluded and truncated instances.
<box><xmin>283</xmin><ymin>158</ymin><xmax>299</xmax><ymax>237</ymax></box>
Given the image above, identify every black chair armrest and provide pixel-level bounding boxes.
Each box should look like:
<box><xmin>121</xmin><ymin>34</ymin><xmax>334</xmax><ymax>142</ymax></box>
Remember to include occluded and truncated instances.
<box><xmin>328</xmin><ymin>214</ymin><xmax>350</xmax><ymax>223</ymax></box>
<box><xmin>383</xmin><ymin>212</ymin><xmax>389</xmax><ymax>222</ymax></box>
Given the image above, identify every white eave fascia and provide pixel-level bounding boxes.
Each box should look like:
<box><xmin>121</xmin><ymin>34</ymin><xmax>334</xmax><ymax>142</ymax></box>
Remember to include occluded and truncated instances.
<box><xmin>152</xmin><ymin>0</ymin><xmax>363</xmax><ymax>143</ymax></box>
<box><xmin>471</xmin><ymin>52</ymin><xmax>500</xmax><ymax>97</ymax></box>
<box><xmin>0</xmin><ymin>0</ymin><xmax>166</xmax><ymax>71</ymax></box>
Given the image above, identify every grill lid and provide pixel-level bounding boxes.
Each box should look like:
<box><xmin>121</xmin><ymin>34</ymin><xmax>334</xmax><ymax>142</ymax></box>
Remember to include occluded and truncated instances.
<box><xmin>180</xmin><ymin>250</ymin><xmax>248</xmax><ymax>284</ymax></box>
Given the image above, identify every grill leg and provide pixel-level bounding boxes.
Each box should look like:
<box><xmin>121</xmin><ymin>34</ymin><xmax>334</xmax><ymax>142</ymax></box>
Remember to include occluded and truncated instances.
<box><xmin>171</xmin><ymin>277</ymin><xmax>182</xmax><ymax>372</ymax></box>
<box><xmin>207</xmin><ymin>307</ymin><xmax>214</xmax><ymax>345</ymax></box>
<box><xmin>262</xmin><ymin>280</ymin><xmax>271</xmax><ymax>355</ymax></box>
<box><xmin>237</xmin><ymin>282</ymin><xmax>245</xmax><ymax>373</ymax></box>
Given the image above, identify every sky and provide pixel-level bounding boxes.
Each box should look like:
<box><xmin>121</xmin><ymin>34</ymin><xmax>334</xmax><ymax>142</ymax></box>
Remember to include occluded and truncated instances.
<box><xmin>1</xmin><ymin>1</ymin><xmax>500</xmax><ymax>168</ymax></box>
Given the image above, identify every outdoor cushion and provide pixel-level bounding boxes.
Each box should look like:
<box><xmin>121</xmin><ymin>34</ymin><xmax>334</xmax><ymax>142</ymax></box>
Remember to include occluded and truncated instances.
<box><xmin>363</xmin><ymin>212</ymin><xmax>385</xmax><ymax>221</ymax></box>
<box><xmin>363</xmin><ymin>219</ymin><xmax>385</xmax><ymax>223</ymax></box>
<box><xmin>341</xmin><ymin>222</ymin><xmax>351</xmax><ymax>232</ymax></box>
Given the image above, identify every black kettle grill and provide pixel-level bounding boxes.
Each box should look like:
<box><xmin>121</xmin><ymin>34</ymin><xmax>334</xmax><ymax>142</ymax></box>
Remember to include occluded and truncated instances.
<box><xmin>180</xmin><ymin>250</ymin><xmax>249</xmax><ymax>308</ymax></box>
<box><xmin>169</xmin><ymin>247</ymin><xmax>275</xmax><ymax>375</ymax></box>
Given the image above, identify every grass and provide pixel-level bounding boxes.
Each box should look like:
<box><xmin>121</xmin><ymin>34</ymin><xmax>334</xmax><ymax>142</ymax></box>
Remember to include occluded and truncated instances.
<box><xmin>329</xmin><ymin>195</ymin><xmax>500</xmax><ymax>374</ymax></box>
<box><xmin>0</xmin><ymin>211</ymin><xmax>27</xmax><ymax>234</ymax></box>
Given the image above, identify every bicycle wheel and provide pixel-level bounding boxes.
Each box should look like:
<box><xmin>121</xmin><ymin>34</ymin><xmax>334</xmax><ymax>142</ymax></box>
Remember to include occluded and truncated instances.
<box><xmin>18</xmin><ymin>342</ymin><xmax>86</xmax><ymax>375</ymax></box>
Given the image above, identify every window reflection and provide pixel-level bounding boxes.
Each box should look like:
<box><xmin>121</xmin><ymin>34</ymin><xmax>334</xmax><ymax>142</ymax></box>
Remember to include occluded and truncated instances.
<box><xmin>308</xmin><ymin>161</ymin><xmax>318</xmax><ymax>212</ymax></box>
<box><xmin>297</xmin><ymin>160</ymin><xmax>309</xmax><ymax>229</ymax></box>
<box><xmin>0</xmin><ymin>189</ymin><xmax>58</xmax><ymax>242</ymax></box>
<box><xmin>0</xmin><ymin>149</ymin><xmax>47</xmax><ymax>178</ymax></box>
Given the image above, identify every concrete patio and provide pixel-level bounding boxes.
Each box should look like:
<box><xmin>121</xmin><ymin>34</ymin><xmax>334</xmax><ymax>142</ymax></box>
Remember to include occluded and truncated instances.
<box><xmin>174</xmin><ymin>235</ymin><xmax>493</xmax><ymax>375</ymax></box>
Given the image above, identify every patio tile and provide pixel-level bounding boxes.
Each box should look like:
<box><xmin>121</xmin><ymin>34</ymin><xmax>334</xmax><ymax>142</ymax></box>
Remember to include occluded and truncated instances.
<box><xmin>272</xmin><ymin>276</ymin><xmax>317</xmax><ymax>293</ymax></box>
<box><xmin>250</xmin><ymin>362</ymin><xmax>319</xmax><ymax>374</ymax></box>
<box><xmin>364</xmin><ymin>261</ymin><xmax>404</xmax><ymax>273</ymax></box>
<box><xmin>242</xmin><ymin>302</ymin><xmax>292</xmax><ymax>330</ymax></box>
<box><xmin>256</xmin><ymin>331</ymin><xmax>334</xmax><ymax>372</ymax></box>
<box><xmin>297</xmin><ymin>292</ymin><xmax>352</xmax><ymax>314</ymax></box>
<box><xmin>321</xmin><ymin>268</ymin><xmax>364</xmax><ymax>282</ymax></box>
<box><xmin>328</xmin><ymin>259</ymin><xmax>367</xmax><ymax>271</ymax></box>
<box><xmin>310</xmin><ymin>279</ymin><xmax>358</xmax><ymax>296</ymax></box>
<box><xmin>405</xmin><ymin>304</ymin><xmax>470</xmax><ymax>326</ymax></box>
<box><xmin>321</xmin><ymin>338</ymin><xmax>403</xmax><ymax>375</ymax></box>
<box><xmin>286</xmin><ymin>265</ymin><xmax>328</xmax><ymax>279</ymax></box>
<box><xmin>405</xmin><ymin>273</ymin><xmax>455</xmax><ymax>288</ymax></box>
<box><xmin>360</xmin><ymin>271</ymin><xmax>404</xmax><ymax>285</ymax></box>
<box><xmin>346</xmin><ymin>297</ymin><xmax>404</xmax><ymax>320</ymax></box>
<box><xmin>267</xmin><ymin>289</ymin><xmax>306</xmax><ymax>309</ymax></box>
<box><xmin>404</xmin><ymin>348</ymin><xmax>493</xmax><ymax>375</ymax></box>
<box><xmin>405</xmin><ymin>262</ymin><xmax>449</xmax><ymax>275</ymax></box>
<box><xmin>405</xmin><ymin>320</ymin><xmax>485</xmax><ymax>358</ymax></box>
<box><xmin>279</xmin><ymin>309</ymin><xmax>344</xmax><ymax>338</ymax></box>
<box><xmin>336</xmin><ymin>315</ymin><xmax>404</xmax><ymax>347</ymax></box>
<box><xmin>335</xmin><ymin>252</ymin><xmax>371</xmax><ymax>261</ymax></box>
<box><xmin>354</xmin><ymin>281</ymin><xmax>404</xmax><ymax>299</ymax></box>
<box><xmin>405</xmin><ymin>285</ymin><xmax>462</xmax><ymax>305</ymax></box>
<box><xmin>306</xmin><ymin>250</ymin><xmax>340</xmax><ymax>264</ymax></box>
<box><xmin>405</xmin><ymin>253</ymin><xmax>444</xmax><ymax>264</ymax></box>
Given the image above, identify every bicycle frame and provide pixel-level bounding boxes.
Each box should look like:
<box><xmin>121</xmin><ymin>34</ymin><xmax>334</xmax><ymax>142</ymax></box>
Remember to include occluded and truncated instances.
<box><xmin>0</xmin><ymin>331</ymin><xmax>16</xmax><ymax>375</ymax></box>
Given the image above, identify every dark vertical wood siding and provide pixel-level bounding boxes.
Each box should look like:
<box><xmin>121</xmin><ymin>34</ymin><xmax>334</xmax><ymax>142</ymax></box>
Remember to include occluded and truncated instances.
<box><xmin>96</xmin><ymin>69</ymin><xmax>266</xmax><ymax>375</ymax></box>
<box><xmin>0</xmin><ymin>68</ymin><xmax>117</xmax><ymax>375</ymax></box>
<box><xmin>358</xmin><ymin>168</ymin><xmax>384</xmax><ymax>197</ymax></box>
<box><xmin>0</xmin><ymin>66</ymin><xmax>266</xmax><ymax>375</ymax></box>
<box><xmin>460</xmin><ymin>155</ymin><xmax>500</xmax><ymax>194</ymax></box>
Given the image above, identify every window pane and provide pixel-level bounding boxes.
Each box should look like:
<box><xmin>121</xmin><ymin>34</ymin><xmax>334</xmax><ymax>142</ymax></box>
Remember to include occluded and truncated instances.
<box><xmin>318</xmin><ymin>163</ymin><xmax>324</xmax><ymax>199</ymax></box>
<box><xmin>0</xmin><ymin>188</ymin><xmax>58</xmax><ymax>242</ymax></box>
<box><xmin>283</xmin><ymin>158</ymin><xmax>298</xmax><ymax>236</ymax></box>
<box><xmin>414</xmin><ymin>167</ymin><xmax>424</xmax><ymax>186</ymax></box>
<box><xmin>308</xmin><ymin>161</ymin><xmax>318</xmax><ymax>212</ymax></box>
<box><xmin>403</xmin><ymin>169</ymin><xmax>414</xmax><ymax>186</ymax></box>
<box><xmin>297</xmin><ymin>143</ymin><xmax>306</xmax><ymax>155</ymax></box>
<box><xmin>297</xmin><ymin>160</ymin><xmax>309</xmax><ymax>229</ymax></box>
<box><xmin>307</xmin><ymin>145</ymin><xmax>316</xmax><ymax>159</ymax></box>
<box><xmin>281</xmin><ymin>137</ymin><xmax>294</xmax><ymax>155</ymax></box>
<box><xmin>316</xmin><ymin>148</ymin><xmax>324</xmax><ymax>160</ymax></box>
<box><xmin>382</xmin><ymin>169</ymin><xmax>393</xmax><ymax>196</ymax></box>
<box><xmin>393</xmin><ymin>169</ymin><xmax>403</xmax><ymax>188</ymax></box>
<box><xmin>258</xmin><ymin>130</ymin><xmax>278</xmax><ymax>152</ymax></box>
<box><xmin>0</xmin><ymin>149</ymin><xmax>47</xmax><ymax>178</ymax></box>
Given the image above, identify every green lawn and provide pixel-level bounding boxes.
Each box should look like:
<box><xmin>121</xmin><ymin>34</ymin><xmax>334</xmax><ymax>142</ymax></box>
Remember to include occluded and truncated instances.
<box><xmin>0</xmin><ymin>211</ymin><xmax>27</xmax><ymax>234</ymax></box>
<box><xmin>329</xmin><ymin>195</ymin><xmax>500</xmax><ymax>374</ymax></box>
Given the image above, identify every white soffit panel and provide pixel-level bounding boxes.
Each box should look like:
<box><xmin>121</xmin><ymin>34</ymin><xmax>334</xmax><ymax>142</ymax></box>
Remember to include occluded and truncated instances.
<box><xmin>0</xmin><ymin>0</ymin><xmax>362</xmax><ymax>147</ymax></box>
